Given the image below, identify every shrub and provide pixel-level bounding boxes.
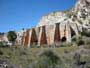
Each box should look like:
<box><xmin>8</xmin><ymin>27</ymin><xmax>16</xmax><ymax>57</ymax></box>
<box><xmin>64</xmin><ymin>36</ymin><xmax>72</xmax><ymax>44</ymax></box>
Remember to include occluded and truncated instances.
<box><xmin>81</xmin><ymin>28</ymin><xmax>90</xmax><ymax>37</ymax></box>
<box><xmin>72</xmin><ymin>35</ymin><xmax>90</xmax><ymax>46</ymax></box>
<box><xmin>41</xmin><ymin>50</ymin><xmax>59</xmax><ymax>63</ymax></box>
<box><xmin>72</xmin><ymin>36</ymin><xmax>85</xmax><ymax>46</ymax></box>
<box><xmin>77</xmin><ymin>39</ymin><xmax>85</xmax><ymax>46</ymax></box>
<box><xmin>0</xmin><ymin>41</ymin><xmax>4</xmax><ymax>47</ymax></box>
<box><xmin>38</xmin><ymin>50</ymin><xmax>60</xmax><ymax>68</ymax></box>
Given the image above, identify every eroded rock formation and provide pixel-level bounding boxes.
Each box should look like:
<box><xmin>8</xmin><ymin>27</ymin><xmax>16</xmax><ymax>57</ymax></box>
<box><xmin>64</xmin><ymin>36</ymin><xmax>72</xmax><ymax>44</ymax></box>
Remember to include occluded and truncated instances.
<box><xmin>20</xmin><ymin>0</ymin><xmax>90</xmax><ymax>47</ymax></box>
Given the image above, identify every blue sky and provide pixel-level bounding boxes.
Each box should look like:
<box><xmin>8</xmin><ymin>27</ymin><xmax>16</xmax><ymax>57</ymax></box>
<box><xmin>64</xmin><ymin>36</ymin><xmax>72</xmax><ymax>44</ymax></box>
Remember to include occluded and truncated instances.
<box><xmin>0</xmin><ymin>0</ymin><xmax>77</xmax><ymax>32</ymax></box>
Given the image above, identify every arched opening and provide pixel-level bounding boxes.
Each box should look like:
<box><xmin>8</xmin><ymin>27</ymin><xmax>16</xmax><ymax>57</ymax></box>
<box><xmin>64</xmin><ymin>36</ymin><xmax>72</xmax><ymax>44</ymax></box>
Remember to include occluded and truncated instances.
<box><xmin>39</xmin><ymin>26</ymin><xmax>47</xmax><ymax>45</ymax></box>
<box><xmin>30</xmin><ymin>28</ymin><xmax>38</xmax><ymax>46</ymax></box>
<box><xmin>54</xmin><ymin>23</ymin><xmax>60</xmax><ymax>42</ymax></box>
<box><xmin>70</xmin><ymin>26</ymin><xmax>76</xmax><ymax>37</ymax></box>
<box><xmin>24</xmin><ymin>29</ymin><xmax>30</xmax><ymax>46</ymax></box>
<box><xmin>61</xmin><ymin>37</ymin><xmax>66</xmax><ymax>42</ymax></box>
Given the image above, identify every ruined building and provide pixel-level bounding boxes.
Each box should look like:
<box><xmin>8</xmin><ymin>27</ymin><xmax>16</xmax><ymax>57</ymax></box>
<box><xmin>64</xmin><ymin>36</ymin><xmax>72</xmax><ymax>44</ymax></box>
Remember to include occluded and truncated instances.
<box><xmin>18</xmin><ymin>0</ymin><xmax>90</xmax><ymax>47</ymax></box>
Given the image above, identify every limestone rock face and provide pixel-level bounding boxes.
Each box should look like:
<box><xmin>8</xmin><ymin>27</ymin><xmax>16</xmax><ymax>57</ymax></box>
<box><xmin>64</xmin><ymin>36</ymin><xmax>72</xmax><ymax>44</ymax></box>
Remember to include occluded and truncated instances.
<box><xmin>73</xmin><ymin>0</ymin><xmax>90</xmax><ymax>25</ymax></box>
<box><xmin>38</xmin><ymin>12</ymin><xmax>67</xmax><ymax>26</ymax></box>
<box><xmin>17</xmin><ymin>0</ymin><xmax>90</xmax><ymax>47</ymax></box>
<box><xmin>38</xmin><ymin>0</ymin><xmax>90</xmax><ymax>29</ymax></box>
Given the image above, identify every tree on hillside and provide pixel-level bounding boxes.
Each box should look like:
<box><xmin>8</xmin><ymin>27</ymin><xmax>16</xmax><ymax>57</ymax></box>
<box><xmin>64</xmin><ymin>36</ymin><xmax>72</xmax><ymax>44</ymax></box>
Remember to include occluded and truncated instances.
<box><xmin>7</xmin><ymin>31</ymin><xmax>17</xmax><ymax>45</ymax></box>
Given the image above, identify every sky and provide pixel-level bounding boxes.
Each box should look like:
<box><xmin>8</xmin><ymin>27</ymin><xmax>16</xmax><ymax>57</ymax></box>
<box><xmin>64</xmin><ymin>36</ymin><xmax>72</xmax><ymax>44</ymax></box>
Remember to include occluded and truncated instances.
<box><xmin>0</xmin><ymin>0</ymin><xmax>77</xmax><ymax>32</ymax></box>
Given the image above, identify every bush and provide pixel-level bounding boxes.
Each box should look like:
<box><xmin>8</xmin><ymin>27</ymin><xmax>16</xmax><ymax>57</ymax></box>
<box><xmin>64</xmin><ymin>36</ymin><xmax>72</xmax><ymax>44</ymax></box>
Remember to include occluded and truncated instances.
<box><xmin>32</xmin><ymin>50</ymin><xmax>61</xmax><ymax>68</ymax></box>
<box><xmin>41</xmin><ymin>50</ymin><xmax>60</xmax><ymax>64</ymax></box>
<box><xmin>81</xmin><ymin>28</ymin><xmax>90</xmax><ymax>37</ymax></box>
<box><xmin>77</xmin><ymin>39</ymin><xmax>85</xmax><ymax>46</ymax></box>
<box><xmin>0</xmin><ymin>42</ymin><xmax>4</xmax><ymax>47</ymax></box>
<box><xmin>72</xmin><ymin>36</ymin><xmax>85</xmax><ymax>46</ymax></box>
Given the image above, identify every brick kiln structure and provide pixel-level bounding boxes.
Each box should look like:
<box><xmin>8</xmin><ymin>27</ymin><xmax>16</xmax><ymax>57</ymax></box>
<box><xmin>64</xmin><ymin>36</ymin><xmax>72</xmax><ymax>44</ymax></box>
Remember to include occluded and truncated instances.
<box><xmin>21</xmin><ymin>22</ymin><xmax>79</xmax><ymax>47</ymax></box>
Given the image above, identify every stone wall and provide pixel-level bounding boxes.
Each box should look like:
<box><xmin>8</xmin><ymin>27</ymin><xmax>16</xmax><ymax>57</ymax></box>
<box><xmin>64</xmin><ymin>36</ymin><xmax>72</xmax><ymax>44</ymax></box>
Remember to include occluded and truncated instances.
<box><xmin>21</xmin><ymin>22</ymin><xmax>79</xmax><ymax>47</ymax></box>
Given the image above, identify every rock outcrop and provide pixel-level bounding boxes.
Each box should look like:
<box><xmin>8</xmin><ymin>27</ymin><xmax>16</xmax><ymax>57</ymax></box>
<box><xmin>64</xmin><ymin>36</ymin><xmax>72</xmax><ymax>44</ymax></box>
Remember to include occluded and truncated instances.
<box><xmin>38</xmin><ymin>0</ymin><xmax>90</xmax><ymax>28</ymax></box>
<box><xmin>19</xmin><ymin>0</ymin><xmax>90</xmax><ymax>47</ymax></box>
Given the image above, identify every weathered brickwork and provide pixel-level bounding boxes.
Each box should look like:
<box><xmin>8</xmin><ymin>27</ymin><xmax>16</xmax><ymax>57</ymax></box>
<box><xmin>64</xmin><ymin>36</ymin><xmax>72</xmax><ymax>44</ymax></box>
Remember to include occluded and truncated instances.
<box><xmin>21</xmin><ymin>22</ymin><xmax>79</xmax><ymax>47</ymax></box>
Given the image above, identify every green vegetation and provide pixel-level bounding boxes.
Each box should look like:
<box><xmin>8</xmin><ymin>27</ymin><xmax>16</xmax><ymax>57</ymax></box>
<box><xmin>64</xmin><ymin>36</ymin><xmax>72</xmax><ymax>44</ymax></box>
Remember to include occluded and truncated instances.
<box><xmin>0</xmin><ymin>41</ymin><xmax>4</xmax><ymax>46</ymax></box>
<box><xmin>7</xmin><ymin>31</ymin><xmax>17</xmax><ymax>45</ymax></box>
<box><xmin>0</xmin><ymin>45</ymin><xmax>90</xmax><ymax>68</ymax></box>
<box><xmin>0</xmin><ymin>28</ymin><xmax>90</xmax><ymax>68</ymax></box>
<box><xmin>81</xmin><ymin>28</ymin><xmax>90</xmax><ymax>37</ymax></box>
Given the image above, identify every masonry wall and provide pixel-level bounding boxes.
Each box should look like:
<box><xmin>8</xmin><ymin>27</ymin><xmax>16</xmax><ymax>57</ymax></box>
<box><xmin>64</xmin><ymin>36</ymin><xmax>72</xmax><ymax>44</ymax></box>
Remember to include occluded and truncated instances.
<box><xmin>21</xmin><ymin>22</ymin><xmax>79</xmax><ymax>47</ymax></box>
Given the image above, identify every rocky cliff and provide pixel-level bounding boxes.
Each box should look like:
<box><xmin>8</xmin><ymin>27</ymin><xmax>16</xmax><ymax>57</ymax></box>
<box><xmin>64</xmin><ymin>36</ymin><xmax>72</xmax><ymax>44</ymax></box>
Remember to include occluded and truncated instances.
<box><xmin>18</xmin><ymin>0</ymin><xmax>90</xmax><ymax>46</ymax></box>
<box><xmin>38</xmin><ymin>0</ymin><xmax>90</xmax><ymax>29</ymax></box>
